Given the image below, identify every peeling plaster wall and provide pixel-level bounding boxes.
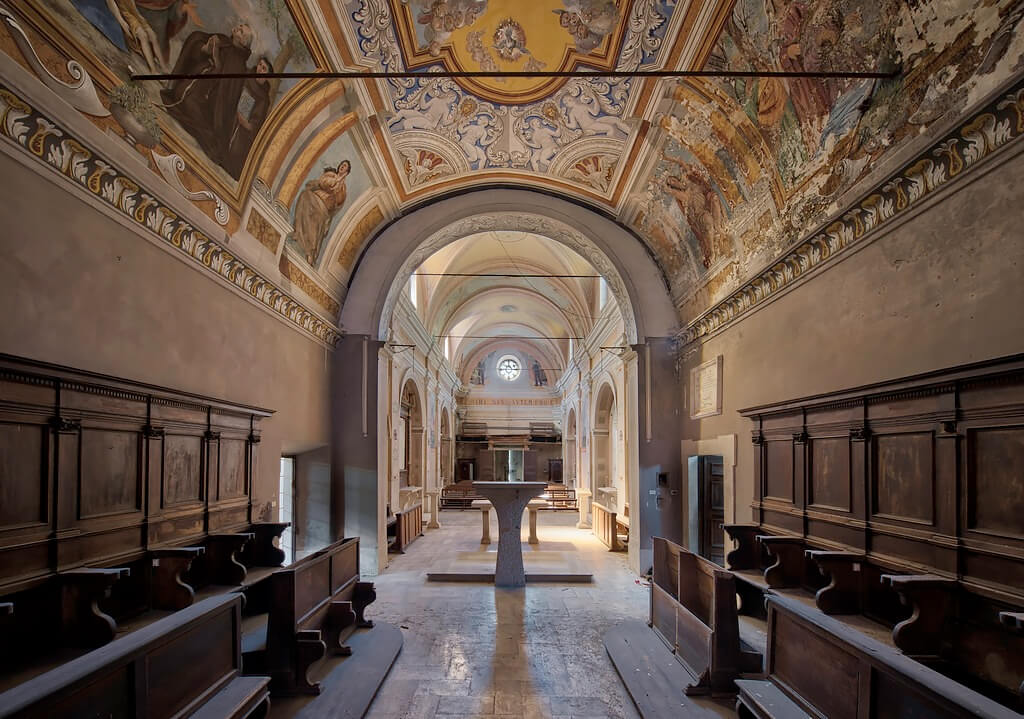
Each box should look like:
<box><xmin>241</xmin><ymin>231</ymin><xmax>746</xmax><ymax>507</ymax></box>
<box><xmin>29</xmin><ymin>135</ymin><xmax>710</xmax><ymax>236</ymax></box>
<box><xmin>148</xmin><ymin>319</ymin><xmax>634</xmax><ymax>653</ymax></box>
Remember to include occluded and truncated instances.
<box><xmin>0</xmin><ymin>149</ymin><xmax>332</xmax><ymax>514</ymax></box>
<box><xmin>679</xmin><ymin>150</ymin><xmax>1024</xmax><ymax>531</ymax></box>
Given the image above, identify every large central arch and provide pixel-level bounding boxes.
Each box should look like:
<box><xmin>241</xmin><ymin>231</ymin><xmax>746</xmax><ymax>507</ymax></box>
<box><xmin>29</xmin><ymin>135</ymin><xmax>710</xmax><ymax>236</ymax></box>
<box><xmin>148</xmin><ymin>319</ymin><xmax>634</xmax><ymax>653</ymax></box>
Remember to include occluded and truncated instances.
<box><xmin>340</xmin><ymin>189</ymin><xmax>677</xmax><ymax>343</ymax></box>
<box><xmin>334</xmin><ymin>188</ymin><xmax>681</xmax><ymax>575</ymax></box>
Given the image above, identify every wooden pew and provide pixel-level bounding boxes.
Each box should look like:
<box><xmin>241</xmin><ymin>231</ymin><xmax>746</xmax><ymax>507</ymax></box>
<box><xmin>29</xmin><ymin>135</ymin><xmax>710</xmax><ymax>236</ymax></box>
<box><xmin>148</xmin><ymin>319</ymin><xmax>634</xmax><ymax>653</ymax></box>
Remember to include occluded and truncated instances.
<box><xmin>735</xmin><ymin>593</ymin><xmax>1020</xmax><ymax>719</ymax></box>
<box><xmin>390</xmin><ymin>503</ymin><xmax>423</xmax><ymax>553</ymax></box>
<box><xmin>649</xmin><ymin>537</ymin><xmax>757</xmax><ymax>695</ymax></box>
<box><xmin>0</xmin><ymin>593</ymin><xmax>269</xmax><ymax>719</ymax></box>
<box><xmin>255</xmin><ymin>537</ymin><xmax>376</xmax><ymax>696</ymax></box>
<box><xmin>592</xmin><ymin>502</ymin><xmax>625</xmax><ymax>552</ymax></box>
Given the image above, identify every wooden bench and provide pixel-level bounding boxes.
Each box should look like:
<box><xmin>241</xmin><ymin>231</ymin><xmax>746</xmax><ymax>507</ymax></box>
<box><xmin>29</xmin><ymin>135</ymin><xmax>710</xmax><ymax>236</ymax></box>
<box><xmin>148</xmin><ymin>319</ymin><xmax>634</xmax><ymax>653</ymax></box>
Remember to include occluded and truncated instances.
<box><xmin>735</xmin><ymin>593</ymin><xmax>1020</xmax><ymax>719</ymax></box>
<box><xmin>258</xmin><ymin>537</ymin><xmax>376</xmax><ymax>695</ymax></box>
<box><xmin>649</xmin><ymin>537</ymin><xmax>758</xmax><ymax>695</ymax></box>
<box><xmin>390</xmin><ymin>503</ymin><xmax>423</xmax><ymax>553</ymax></box>
<box><xmin>542</xmin><ymin>488</ymin><xmax>577</xmax><ymax>510</ymax></box>
<box><xmin>440</xmin><ymin>483</ymin><xmax>482</xmax><ymax>509</ymax></box>
<box><xmin>593</xmin><ymin>502</ymin><xmax>626</xmax><ymax>552</ymax></box>
<box><xmin>0</xmin><ymin>593</ymin><xmax>269</xmax><ymax>719</ymax></box>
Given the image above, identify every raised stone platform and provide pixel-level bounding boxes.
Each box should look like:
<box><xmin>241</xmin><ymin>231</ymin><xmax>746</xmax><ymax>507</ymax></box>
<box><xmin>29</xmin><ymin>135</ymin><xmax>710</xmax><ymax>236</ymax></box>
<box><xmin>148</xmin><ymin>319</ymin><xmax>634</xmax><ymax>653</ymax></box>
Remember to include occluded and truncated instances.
<box><xmin>426</xmin><ymin>547</ymin><xmax>593</xmax><ymax>583</ymax></box>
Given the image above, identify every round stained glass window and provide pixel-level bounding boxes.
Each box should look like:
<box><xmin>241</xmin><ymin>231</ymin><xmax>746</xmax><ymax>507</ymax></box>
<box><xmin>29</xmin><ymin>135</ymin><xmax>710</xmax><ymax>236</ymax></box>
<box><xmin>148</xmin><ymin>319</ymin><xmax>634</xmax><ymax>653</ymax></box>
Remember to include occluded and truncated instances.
<box><xmin>497</xmin><ymin>356</ymin><xmax>521</xmax><ymax>381</ymax></box>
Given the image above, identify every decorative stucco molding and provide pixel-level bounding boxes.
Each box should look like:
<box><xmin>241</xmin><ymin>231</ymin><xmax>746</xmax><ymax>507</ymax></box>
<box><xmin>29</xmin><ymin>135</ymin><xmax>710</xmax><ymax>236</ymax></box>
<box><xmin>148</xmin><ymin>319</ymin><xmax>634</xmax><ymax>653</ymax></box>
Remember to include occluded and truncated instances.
<box><xmin>0</xmin><ymin>5</ymin><xmax>109</xmax><ymax>118</ymax></box>
<box><xmin>675</xmin><ymin>75</ymin><xmax>1024</xmax><ymax>349</ymax></box>
<box><xmin>0</xmin><ymin>83</ymin><xmax>342</xmax><ymax>346</ymax></box>
<box><xmin>152</xmin><ymin>150</ymin><xmax>229</xmax><ymax>226</ymax></box>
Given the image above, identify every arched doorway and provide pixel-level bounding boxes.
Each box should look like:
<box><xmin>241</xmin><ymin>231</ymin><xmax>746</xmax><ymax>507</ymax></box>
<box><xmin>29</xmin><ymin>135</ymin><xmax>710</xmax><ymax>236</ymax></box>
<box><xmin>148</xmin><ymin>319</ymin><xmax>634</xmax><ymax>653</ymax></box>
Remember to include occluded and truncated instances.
<box><xmin>439</xmin><ymin>407</ymin><xmax>452</xmax><ymax>487</ymax></box>
<box><xmin>592</xmin><ymin>383</ymin><xmax>617</xmax><ymax>512</ymax></box>
<box><xmin>398</xmin><ymin>378</ymin><xmax>424</xmax><ymax>513</ymax></box>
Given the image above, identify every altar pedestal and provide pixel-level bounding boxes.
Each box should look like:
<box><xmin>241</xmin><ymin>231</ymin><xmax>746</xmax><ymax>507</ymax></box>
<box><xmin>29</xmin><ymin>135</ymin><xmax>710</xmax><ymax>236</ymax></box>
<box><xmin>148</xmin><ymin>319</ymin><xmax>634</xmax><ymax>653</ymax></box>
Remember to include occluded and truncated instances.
<box><xmin>473</xmin><ymin>482</ymin><xmax>546</xmax><ymax>587</ymax></box>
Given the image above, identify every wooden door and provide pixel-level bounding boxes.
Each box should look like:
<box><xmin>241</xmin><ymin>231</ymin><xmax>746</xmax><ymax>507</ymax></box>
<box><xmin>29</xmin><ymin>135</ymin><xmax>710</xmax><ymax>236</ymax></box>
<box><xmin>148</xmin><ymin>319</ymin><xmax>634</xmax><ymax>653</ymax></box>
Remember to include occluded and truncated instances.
<box><xmin>548</xmin><ymin>459</ymin><xmax>563</xmax><ymax>484</ymax></box>
<box><xmin>688</xmin><ymin>455</ymin><xmax>725</xmax><ymax>565</ymax></box>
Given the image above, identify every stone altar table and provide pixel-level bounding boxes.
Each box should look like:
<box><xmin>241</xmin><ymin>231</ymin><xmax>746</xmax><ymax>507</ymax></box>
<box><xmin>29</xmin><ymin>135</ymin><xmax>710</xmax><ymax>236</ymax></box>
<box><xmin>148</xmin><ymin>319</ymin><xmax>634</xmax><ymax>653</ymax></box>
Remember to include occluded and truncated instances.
<box><xmin>473</xmin><ymin>481</ymin><xmax>546</xmax><ymax>587</ymax></box>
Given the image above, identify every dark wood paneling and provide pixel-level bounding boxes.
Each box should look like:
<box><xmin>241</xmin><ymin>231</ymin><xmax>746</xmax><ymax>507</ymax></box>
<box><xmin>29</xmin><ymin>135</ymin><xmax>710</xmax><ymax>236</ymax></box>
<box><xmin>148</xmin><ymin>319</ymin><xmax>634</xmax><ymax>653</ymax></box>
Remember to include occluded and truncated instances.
<box><xmin>872</xmin><ymin>432</ymin><xmax>933</xmax><ymax>523</ymax></box>
<box><xmin>771</xmin><ymin>610</ymin><xmax>861</xmax><ymax>719</ymax></box>
<box><xmin>809</xmin><ymin>437</ymin><xmax>851</xmax><ymax>511</ymax></box>
<box><xmin>218</xmin><ymin>439</ymin><xmax>247</xmax><ymax>500</ymax></box>
<box><xmin>0</xmin><ymin>354</ymin><xmax>272</xmax><ymax>601</ymax></box>
<box><xmin>79</xmin><ymin>429</ymin><xmax>140</xmax><ymax>518</ymax></box>
<box><xmin>764</xmin><ymin>440</ymin><xmax>793</xmax><ymax>501</ymax></box>
<box><xmin>0</xmin><ymin>423</ymin><xmax>47</xmax><ymax>528</ymax></box>
<box><xmin>967</xmin><ymin>426</ymin><xmax>1024</xmax><ymax>538</ymax></box>
<box><xmin>162</xmin><ymin>434</ymin><xmax>202</xmax><ymax>506</ymax></box>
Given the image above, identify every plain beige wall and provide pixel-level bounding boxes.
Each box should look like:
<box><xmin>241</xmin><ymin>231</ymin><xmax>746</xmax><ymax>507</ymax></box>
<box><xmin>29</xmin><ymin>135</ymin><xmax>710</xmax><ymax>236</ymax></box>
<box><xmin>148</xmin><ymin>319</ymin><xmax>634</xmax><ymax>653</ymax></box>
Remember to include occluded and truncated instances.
<box><xmin>0</xmin><ymin>151</ymin><xmax>332</xmax><ymax>515</ymax></box>
<box><xmin>680</xmin><ymin>151</ymin><xmax>1024</xmax><ymax>526</ymax></box>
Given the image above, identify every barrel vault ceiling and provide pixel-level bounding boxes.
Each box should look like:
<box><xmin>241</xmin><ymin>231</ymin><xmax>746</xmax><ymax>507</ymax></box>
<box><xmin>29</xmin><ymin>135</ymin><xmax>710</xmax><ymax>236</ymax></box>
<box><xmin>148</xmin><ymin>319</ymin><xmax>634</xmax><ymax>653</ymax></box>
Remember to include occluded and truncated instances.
<box><xmin>6</xmin><ymin>0</ymin><xmax>1024</xmax><ymax>331</ymax></box>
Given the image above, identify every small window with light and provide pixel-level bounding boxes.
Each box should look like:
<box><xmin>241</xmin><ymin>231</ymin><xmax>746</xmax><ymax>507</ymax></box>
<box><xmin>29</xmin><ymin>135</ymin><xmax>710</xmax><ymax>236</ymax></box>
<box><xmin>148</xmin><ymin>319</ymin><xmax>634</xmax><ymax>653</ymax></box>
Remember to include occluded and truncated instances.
<box><xmin>497</xmin><ymin>355</ymin><xmax>521</xmax><ymax>381</ymax></box>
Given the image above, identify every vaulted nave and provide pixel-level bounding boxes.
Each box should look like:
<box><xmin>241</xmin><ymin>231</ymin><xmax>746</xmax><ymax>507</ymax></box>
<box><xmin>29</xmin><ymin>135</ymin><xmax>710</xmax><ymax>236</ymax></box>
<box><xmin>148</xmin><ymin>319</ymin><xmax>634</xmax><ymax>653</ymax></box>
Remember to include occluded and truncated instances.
<box><xmin>1</xmin><ymin>0</ymin><xmax>1023</xmax><ymax>717</ymax></box>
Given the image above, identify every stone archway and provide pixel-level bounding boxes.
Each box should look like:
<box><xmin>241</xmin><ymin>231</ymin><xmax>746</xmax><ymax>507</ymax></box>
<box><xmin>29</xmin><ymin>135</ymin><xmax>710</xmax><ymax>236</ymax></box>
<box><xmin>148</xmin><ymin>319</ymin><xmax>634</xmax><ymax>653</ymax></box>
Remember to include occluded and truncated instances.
<box><xmin>334</xmin><ymin>188</ymin><xmax>681</xmax><ymax>575</ymax></box>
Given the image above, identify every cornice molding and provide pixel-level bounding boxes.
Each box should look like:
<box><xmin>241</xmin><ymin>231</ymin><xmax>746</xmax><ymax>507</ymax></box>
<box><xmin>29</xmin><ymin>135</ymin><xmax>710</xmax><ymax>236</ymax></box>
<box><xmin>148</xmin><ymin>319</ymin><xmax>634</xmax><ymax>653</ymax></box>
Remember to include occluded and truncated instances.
<box><xmin>0</xmin><ymin>81</ymin><xmax>342</xmax><ymax>347</ymax></box>
<box><xmin>675</xmin><ymin>73</ymin><xmax>1024</xmax><ymax>350</ymax></box>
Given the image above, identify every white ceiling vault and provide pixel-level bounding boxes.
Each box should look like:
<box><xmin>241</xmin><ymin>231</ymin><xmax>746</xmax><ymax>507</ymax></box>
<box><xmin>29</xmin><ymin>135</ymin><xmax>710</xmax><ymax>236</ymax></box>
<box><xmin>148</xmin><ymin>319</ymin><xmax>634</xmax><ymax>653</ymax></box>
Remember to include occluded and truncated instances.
<box><xmin>408</xmin><ymin>231</ymin><xmax>621</xmax><ymax>381</ymax></box>
<box><xmin>14</xmin><ymin>0</ymin><xmax>1024</xmax><ymax>333</ymax></box>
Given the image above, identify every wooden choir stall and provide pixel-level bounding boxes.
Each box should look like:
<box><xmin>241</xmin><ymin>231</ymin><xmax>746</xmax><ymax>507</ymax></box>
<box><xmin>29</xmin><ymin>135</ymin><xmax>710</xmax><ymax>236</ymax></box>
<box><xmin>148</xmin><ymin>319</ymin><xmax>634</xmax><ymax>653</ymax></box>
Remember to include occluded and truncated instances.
<box><xmin>0</xmin><ymin>354</ymin><xmax>399</xmax><ymax>717</ymax></box>
<box><xmin>613</xmin><ymin>355</ymin><xmax>1024</xmax><ymax>717</ymax></box>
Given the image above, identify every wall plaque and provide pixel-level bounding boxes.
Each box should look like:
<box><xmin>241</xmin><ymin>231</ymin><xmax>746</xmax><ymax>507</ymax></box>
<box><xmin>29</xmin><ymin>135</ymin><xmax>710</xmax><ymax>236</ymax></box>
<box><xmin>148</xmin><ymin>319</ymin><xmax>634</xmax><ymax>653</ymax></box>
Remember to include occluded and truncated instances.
<box><xmin>690</xmin><ymin>355</ymin><xmax>723</xmax><ymax>419</ymax></box>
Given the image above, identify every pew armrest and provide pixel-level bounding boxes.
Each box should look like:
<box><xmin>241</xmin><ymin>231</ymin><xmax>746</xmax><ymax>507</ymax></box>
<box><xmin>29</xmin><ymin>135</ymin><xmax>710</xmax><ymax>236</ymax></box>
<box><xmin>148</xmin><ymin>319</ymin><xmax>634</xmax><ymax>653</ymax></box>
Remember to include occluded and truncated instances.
<box><xmin>723</xmin><ymin>525</ymin><xmax>761</xmax><ymax>570</ymax></box>
<box><xmin>241</xmin><ymin>523</ymin><xmax>291</xmax><ymax>568</ymax></box>
<box><xmin>60</xmin><ymin>567</ymin><xmax>131</xmax><ymax>647</ymax></box>
<box><xmin>805</xmin><ymin>551</ymin><xmax>865</xmax><ymax>615</ymax></box>
<box><xmin>881</xmin><ymin>574</ymin><xmax>957</xmax><ymax>658</ymax></box>
<box><xmin>150</xmin><ymin>547</ymin><xmax>205</xmax><ymax>611</ymax></box>
<box><xmin>757</xmin><ymin>536</ymin><xmax>804</xmax><ymax>589</ymax></box>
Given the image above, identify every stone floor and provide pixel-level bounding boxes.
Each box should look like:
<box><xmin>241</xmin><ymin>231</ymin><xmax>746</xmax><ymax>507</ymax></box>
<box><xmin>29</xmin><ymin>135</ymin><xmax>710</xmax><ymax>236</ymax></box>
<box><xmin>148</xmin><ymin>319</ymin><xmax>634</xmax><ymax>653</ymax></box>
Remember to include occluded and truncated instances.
<box><xmin>362</xmin><ymin>509</ymin><xmax>649</xmax><ymax>719</ymax></box>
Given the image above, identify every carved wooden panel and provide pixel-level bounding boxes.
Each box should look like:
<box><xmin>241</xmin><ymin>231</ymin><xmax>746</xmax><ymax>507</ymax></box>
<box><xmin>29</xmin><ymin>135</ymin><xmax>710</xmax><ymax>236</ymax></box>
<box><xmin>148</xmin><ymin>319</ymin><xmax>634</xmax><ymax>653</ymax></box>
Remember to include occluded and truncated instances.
<box><xmin>872</xmin><ymin>433</ymin><xmax>933</xmax><ymax>523</ymax></box>
<box><xmin>771</xmin><ymin>611</ymin><xmax>861</xmax><ymax>719</ymax></box>
<box><xmin>809</xmin><ymin>437</ymin><xmax>851</xmax><ymax>511</ymax></box>
<box><xmin>145</xmin><ymin>604</ymin><xmax>236</xmax><ymax>718</ymax></box>
<box><xmin>330</xmin><ymin>541</ymin><xmax>358</xmax><ymax>593</ymax></box>
<box><xmin>764</xmin><ymin>440</ymin><xmax>793</xmax><ymax>501</ymax></box>
<box><xmin>218</xmin><ymin>438</ymin><xmax>247</xmax><ymax>500</ymax></box>
<box><xmin>966</xmin><ymin>426</ymin><xmax>1024</xmax><ymax>538</ymax></box>
<box><xmin>295</xmin><ymin>557</ymin><xmax>331</xmax><ymax>623</ymax></box>
<box><xmin>0</xmin><ymin>422</ymin><xmax>47</xmax><ymax>527</ymax></box>
<box><xmin>79</xmin><ymin>429</ymin><xmax>139</xmax><ymax>518</ymax></box>
<box><xmin>163</xmin><ymin>433</ymin><xmax>203</xmax><ymax>506</ymax></box>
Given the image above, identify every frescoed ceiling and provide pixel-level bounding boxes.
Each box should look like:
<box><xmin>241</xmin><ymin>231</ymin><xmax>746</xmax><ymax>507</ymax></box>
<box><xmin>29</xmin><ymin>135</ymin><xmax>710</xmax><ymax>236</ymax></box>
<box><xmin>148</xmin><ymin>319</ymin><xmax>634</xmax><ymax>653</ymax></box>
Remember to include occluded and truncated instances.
<box><xmin>3</xmin><ymin>0</ymin><xmax>1024</xmax><ymax>335</ymax></box>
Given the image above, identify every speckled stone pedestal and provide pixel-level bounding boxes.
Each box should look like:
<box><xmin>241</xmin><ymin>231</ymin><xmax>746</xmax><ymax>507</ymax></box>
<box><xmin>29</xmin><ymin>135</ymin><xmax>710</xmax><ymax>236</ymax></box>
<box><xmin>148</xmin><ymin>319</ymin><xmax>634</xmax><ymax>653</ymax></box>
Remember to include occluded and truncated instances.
<box><xmin>473</xmin><ymin>481</ymin><xmax>546</xmax><ymax>587</ymax></box>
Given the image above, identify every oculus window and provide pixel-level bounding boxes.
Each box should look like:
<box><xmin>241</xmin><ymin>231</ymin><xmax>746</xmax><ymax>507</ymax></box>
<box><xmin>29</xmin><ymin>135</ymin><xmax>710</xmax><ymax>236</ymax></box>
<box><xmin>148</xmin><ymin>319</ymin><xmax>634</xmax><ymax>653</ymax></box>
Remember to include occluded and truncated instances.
<box><xmin>497</xmin><ymin>355</ymin><xmax>521</xmax><ymax>381</ymax></box>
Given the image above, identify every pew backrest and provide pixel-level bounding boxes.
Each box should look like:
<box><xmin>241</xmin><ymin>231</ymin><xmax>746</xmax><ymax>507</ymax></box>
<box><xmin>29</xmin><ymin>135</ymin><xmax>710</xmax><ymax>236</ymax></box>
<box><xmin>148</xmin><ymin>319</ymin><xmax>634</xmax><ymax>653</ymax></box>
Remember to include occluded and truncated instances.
<box><xmin>650</xmin><ymin>537</ymin><xmax>743</xmax><ymax>695</ymax></box>
<box><xmin>763</xmin><ymin>593</ymin><xmax>1020</xmax><ymax>719</ymax></box>
<box><xmin>0</xmin><ymin>594</ymin><xmax>254</xmax><ymax>719</ymax></box>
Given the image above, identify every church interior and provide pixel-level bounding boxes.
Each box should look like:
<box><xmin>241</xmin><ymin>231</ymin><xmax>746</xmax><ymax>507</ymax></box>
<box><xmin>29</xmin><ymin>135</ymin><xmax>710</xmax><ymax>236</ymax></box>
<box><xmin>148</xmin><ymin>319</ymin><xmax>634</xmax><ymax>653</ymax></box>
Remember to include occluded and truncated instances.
<box><xmin>0</xmin><ymin>0</ymin><xmax>1023</xmax><ymax>717</ymax></box>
